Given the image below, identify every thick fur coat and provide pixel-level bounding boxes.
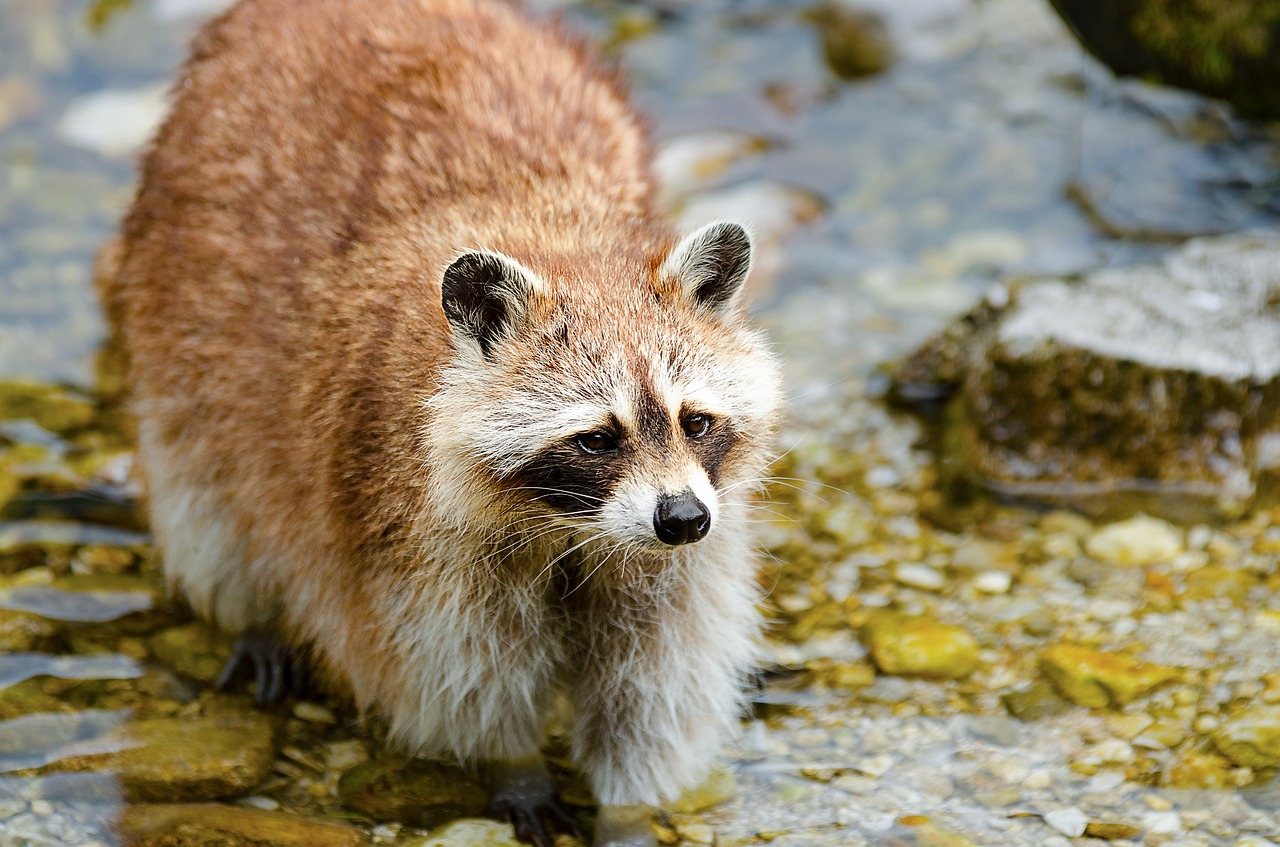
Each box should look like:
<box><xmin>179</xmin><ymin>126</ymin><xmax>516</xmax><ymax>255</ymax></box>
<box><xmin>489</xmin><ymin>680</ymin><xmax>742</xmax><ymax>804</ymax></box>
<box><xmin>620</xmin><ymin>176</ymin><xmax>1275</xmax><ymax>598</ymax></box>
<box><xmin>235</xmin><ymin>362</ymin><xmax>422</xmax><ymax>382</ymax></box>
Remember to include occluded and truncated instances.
<box><xmin>102</xmin><ymin>0</ymin><xmax>782</xmax><ymax>806</ymax></box>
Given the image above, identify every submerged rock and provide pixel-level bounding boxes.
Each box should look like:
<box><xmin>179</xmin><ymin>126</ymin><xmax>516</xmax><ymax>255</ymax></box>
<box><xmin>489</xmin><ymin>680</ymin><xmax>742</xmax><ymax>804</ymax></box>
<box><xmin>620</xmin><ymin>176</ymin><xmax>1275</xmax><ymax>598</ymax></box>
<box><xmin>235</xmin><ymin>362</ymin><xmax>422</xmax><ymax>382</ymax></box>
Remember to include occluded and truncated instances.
<box><xmin>119</xmin><ymin>803</ymin><xmax>367</xmax><ymax>847</ymax></box>
<box><xmin>34</xmin><ymin>710</ymin><xmax>277</xmax><ymax>801</ymax></box>
<box><xmin>893</xmin><ymin>233</ymin><xmax>1280</xmax><ymax>523</ymax></box>
<box><xmin>338</xmin><ymin>757</ymin><xmax>488</xmax><ymax>829</ymax></box>
<box><xmin>1038</xmin><ymin>644</ymin><xmax>1177</xmax><ymax>708</ymax></box>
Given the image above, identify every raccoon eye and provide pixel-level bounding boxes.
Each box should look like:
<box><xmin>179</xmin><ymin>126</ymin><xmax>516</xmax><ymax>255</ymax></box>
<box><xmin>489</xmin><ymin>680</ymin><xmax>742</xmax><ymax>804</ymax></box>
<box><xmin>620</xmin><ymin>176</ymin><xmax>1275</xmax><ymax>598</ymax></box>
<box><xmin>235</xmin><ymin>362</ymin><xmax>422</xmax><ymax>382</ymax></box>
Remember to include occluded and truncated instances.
<box><xmin>682</xmin><ymin>413</ymin><xmax>711</xmax><ymax>439</ymax></box>
<box><xmin>575</xmin><ymin>431</ymin><xmax>617</xmax><ymax>455</ymax></box>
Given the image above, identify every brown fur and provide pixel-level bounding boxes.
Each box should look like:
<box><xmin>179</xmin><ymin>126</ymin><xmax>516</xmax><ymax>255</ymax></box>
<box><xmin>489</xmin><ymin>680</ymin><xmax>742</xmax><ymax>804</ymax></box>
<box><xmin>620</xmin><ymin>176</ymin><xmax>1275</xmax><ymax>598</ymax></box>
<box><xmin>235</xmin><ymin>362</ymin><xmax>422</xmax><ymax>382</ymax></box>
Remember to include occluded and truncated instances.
<box><xmin>105</xmin><ymin>0</ymin><xmax>782</xmax><ymax>809</ymax></box>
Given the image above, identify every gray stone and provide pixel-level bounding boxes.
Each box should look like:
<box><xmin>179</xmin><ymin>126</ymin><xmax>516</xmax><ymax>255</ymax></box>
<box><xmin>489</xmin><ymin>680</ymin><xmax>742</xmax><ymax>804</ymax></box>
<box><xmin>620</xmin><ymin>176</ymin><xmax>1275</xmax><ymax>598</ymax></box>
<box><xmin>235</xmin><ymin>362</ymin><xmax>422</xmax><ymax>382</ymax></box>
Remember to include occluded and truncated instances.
<box><xmin>894</xmin><ymin>232</ymin><xmax>1280</xmax><ymax>522</ymax></box>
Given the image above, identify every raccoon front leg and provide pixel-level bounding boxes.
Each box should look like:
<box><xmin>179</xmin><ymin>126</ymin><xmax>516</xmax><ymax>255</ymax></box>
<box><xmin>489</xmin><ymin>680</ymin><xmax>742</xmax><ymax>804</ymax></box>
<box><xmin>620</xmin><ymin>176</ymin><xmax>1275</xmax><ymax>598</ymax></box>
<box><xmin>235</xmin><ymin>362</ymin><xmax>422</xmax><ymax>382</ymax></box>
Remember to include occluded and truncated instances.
<box><xmin>569</xmin><ymin>548</ymin><xmax>760</xmax><ymax>827</ymax></box>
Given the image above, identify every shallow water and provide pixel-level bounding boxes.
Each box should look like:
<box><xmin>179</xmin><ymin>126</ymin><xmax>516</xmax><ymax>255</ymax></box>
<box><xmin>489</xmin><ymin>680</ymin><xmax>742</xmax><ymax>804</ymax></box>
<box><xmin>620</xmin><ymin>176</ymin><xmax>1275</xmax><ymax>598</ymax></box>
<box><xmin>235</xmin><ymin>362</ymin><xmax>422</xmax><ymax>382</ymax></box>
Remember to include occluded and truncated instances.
<box><xmin>3</xmin><ymin>0</ymin><xmax>1280</xmax><ymax>845</ymax></box>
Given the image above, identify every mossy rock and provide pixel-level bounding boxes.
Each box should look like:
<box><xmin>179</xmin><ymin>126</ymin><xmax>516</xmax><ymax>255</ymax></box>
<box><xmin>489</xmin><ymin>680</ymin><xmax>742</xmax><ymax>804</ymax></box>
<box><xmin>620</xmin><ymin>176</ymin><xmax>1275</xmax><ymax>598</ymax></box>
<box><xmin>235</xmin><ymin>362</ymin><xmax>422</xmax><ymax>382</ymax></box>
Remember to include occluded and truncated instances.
<box><xmin>148</xmin><ymin>622</ymin><xmax>234</xmax><ymax>683</ymax></box>
<box><xmin>0</xmin><ymin>382</ymin><xmax>96</xmax><ymax>434</ymax></box>
<box><xmin>1048</xmin><ymin>0</ymin><xmax>1280</xmax><ymax>120</ymax></box>
<box><xmin>33</xmin><ymin>710</ymin><xmax>278</xmax><ymax>801</ymax></box>
<box><xmin>1038</xmin><ymin>644</ymin><xmax>1177</xmax><ymax>709</ymax></box>
<box><xmin>861</xmin><ymin>611</ymin><xmax>981</xmax><ymax>679</ymax></box>
<box><xmin>119</xmin><ymin>803</ymin><xmax>368</xmax><ymax>847</ymax></box>
<box><xmin>338</xmin><ymin>757</ymin><xmax>489</xmax><ymax>829</ymax></box>
<box><xmin>1214</xmin><ymin>706</ymin><xmax>1280</xmax><ymax>768</ymax></box>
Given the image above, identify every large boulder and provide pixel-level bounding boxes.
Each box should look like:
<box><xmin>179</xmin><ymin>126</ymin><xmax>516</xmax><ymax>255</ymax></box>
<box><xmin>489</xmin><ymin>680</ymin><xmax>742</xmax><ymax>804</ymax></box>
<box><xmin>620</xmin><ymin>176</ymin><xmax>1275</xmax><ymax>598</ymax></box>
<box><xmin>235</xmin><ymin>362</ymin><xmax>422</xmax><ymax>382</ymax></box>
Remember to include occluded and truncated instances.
<box><xmin>1047</xmin><ymin>0</ymin><xmax>1280</xmax><ymax>120</ymax></box>
<box><xmin>894</xmin><ymin>232</ymin><xmax>1280</xmax><ymax>522</ymax></box>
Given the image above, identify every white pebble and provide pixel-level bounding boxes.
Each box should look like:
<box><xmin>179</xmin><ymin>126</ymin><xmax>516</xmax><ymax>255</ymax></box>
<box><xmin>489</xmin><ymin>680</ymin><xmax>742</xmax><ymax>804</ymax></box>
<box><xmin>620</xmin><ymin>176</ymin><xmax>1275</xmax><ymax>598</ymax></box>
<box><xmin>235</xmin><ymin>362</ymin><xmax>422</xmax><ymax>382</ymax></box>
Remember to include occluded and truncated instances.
<box><xmin>894</xmin><ymin>562</ymin><xmax>946</xmax><ymax>591</ymax></box>
<box><xmin>1044</xmin><ymin>807</ymin><xmax>1087</xmax><ymax>837</ymax></box>
<box><xmin>1085</xmin><ymin>515</ymin><xmax>1183</xmax><ymax>566</ymax></box>
<box><xmin>974</xmin><ymin>570</ymin><xmax>1012</xmax><ymax>594</ymax></box>
<box><xmin>1142</xmin><ymin>811</ymin><xmax>1183</xmax><ymax>834</ymax></box>
<box><xmin>56</xmin><ymin>85</ymin><xmax>169</xmax><ymax>157</ymax></box>
<box><xmin>30</xmin><ymin>800</ymin><xmax>53</xmax><ymax>817</ymax></box>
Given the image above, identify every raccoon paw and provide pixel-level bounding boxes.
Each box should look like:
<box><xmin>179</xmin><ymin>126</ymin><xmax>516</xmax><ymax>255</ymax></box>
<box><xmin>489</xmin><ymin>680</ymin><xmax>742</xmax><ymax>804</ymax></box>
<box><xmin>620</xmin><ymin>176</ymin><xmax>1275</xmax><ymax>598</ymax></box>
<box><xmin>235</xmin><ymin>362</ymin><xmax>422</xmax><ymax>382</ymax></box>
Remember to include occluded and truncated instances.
<box><xmin>214</xmin><ymin>629</ymin><xmax>303</xmax><ymax>705</ymax></box>
<box><xmin>487</xmin><ymin>758</ymin><xmax>582</xmax><ymax>847</ymax></box>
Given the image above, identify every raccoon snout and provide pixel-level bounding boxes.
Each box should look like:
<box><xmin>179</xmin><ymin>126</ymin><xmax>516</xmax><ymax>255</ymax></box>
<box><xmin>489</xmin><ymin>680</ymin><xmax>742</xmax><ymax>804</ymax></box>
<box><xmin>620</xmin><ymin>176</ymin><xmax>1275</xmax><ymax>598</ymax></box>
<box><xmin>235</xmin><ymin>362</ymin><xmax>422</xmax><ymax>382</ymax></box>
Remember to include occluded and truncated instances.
<box><xmin>653</xmin><ymin>491</ymin><xmax>711</xmax><ymax>546</ymax></box>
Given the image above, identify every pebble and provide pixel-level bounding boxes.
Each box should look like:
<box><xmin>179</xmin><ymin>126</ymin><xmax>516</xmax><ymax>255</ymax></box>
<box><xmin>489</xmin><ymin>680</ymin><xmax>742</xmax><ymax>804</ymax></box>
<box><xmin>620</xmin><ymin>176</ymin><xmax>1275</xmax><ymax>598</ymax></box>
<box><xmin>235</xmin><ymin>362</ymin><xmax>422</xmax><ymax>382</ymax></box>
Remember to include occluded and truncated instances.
<box><xmin>1085</xmin><ymin>516</ymin><xmax>1184</xmax><ymax>567</ymax></box>
<box><xmin>292</xmin><ymin>701</ymin><xmax>336</xmax><ymax>724</ymax></box>
<box><xmin>1044</xmin><ymin>807</ymin><xmax>1087</xmax><ymax>837</ymax></box>
<box><xmin>974</xmin><ymin>570</ymin><xmax>1012</xmax><ymax>594</ymax></box>
<box><xmin>55</xmin><ymin>85</ymin><xmax>169</xmax><ymax>157</ymax></box>
<box><xmin>893</xmin><ymin>562</ymin><xmax>946</xmax><ymax>591</ymax></box>
<box><xmin>1141</xmin><ymin>811</ymin><xmax>1183</xmax><ymax>835</ymax></box>
<box><xmin>676</xmin><ymin>823</ymin><xmax>716</xmax><ymax>844</ymax></box>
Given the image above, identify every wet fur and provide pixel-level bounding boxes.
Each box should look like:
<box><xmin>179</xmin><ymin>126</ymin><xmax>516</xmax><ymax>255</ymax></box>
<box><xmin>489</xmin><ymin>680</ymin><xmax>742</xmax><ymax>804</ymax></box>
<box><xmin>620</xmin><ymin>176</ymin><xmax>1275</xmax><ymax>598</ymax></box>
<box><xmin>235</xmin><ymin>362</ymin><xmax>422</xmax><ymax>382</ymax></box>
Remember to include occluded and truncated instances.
<box><xmin>103</xmin><ymin>0</ymin><xmax>782</xmax><ymax>806</ymax></box>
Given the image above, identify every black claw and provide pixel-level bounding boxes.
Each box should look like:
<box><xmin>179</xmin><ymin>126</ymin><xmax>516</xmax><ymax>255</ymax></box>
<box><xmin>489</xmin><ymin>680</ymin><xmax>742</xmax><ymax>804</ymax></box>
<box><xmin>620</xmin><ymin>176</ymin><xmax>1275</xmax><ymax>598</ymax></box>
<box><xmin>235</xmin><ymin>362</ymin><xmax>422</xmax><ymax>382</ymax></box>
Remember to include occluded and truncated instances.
<box><xmin>215</xmin><ymin>629</ymin><xmax>299</xmax><ymax>705</ymax></box>
<box><xmin>489</xmin><ymin>792</ymin><xmax>580</xmax><ymax>847</ymax></box>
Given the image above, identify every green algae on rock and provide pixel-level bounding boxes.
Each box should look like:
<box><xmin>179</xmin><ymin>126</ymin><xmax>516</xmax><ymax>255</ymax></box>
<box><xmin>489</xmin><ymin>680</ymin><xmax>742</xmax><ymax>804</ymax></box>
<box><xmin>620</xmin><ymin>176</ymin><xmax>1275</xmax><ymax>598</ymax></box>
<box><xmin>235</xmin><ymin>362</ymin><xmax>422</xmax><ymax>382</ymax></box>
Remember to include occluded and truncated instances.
<box><xmin>1213</xmin><ymin>706</ymin><xmax>1280</xmax><ymax>769</ymax></box>
<box><xmin>119</xmin><ymin>803</ymin><xmax>368</xmax><ymax>847</ymax></box>
<box><xmin>862</xmin><ymin>611</ymin><xmax>981</xmax><ymax>679</ymax></box>
<box><xmin>337</xmin><ymin>757</ymin><xmax>488</xmax><ymax>829</ymax></box>
<box><xmin>1047</xmin><ymin>0</ymin><xmax>1280</xmax><ymax>120</ymax></box>
<box><xmin>0</xmin><ymin>382</ymin><xmax>96</xmax><ymax>435</ymax></box>
<box><xmin>32</xmin><ymin>710</ymin><xmax>277</xmax><ymax>801</ymax></box>
<box><xmin>1038</xmin><ymin>644</ymin><xmax>1178</xmax><ymax>709</ymax></box>
<box><xmin>147</xmin><ymin>622</ymin><xmax>233</xmax><ymax>685</ymax></box>
<box><xmin>892</xmin><ymin>233</ymin><xmax>1280</xmax><ymax>524</ymax></box>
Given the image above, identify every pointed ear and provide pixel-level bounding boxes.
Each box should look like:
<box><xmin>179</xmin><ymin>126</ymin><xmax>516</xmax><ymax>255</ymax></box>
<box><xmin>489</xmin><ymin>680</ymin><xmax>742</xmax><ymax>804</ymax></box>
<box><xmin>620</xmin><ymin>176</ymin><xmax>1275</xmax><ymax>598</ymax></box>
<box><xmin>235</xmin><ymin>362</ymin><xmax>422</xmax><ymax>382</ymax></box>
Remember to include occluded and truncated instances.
<box><xmin>659</xmin><ymin>221</ymin><xmax>753</xmax><ymax>316</ymax></box>
<box><xmin>441</xmin><ymin>251</ymin><xmax>541</xmax><ymax>358</ymax></box>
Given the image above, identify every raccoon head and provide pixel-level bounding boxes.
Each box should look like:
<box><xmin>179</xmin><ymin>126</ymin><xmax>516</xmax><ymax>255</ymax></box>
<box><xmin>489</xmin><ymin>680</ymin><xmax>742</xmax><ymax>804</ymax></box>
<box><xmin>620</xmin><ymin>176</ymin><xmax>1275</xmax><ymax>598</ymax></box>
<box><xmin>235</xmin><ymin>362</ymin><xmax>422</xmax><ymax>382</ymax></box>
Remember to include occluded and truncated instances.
<box><xmin>429</xmin><ymin>221</ymin><xmax>782</xmax><ymax>554</ymax></box>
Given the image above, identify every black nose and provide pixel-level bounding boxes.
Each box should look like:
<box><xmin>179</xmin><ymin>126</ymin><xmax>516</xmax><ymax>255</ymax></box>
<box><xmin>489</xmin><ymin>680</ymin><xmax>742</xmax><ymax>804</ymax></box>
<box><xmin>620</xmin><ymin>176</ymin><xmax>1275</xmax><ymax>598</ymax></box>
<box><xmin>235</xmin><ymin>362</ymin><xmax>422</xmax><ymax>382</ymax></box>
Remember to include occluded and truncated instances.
<box><xmin>653</xmin><ymin>492</ymin><xmax>711</xmax><ymax>546</ymax></box>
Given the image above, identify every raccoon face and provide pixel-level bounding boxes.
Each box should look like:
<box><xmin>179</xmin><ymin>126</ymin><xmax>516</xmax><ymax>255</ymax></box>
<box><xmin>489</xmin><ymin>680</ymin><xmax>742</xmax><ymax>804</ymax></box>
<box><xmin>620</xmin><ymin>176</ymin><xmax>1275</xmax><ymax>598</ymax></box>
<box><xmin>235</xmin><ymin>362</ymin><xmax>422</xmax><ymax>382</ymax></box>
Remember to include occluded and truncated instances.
<box><xmin>432</xmin><ymin>221</ymin><xmax>782</xmax><ymax>552</ymax></box>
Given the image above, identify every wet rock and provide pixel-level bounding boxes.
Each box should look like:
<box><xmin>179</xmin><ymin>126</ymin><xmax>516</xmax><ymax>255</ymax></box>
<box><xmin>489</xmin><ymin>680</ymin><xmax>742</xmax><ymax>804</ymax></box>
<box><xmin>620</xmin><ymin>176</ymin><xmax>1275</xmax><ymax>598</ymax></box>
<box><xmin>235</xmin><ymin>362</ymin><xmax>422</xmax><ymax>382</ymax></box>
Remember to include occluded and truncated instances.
<box><xmin>1163</xmin><ymin>751</ymin><xmax>1236</xmax><ymax>788</ymax></box>
<box><xmin>654</xmin><ymin>131</ymin><xmax>771</xmax><ymax>208</ymax></box>
<box><xmin>55</xmin><ymin>84</ymin><xmax>169</xmax><ymax>158</ymax></box>
<box><xmin>1214</xmin><ymin>706</ymin><xmax>1280</xmax><ymax>769</ymax></box>
<box><xmin>1048</xmin><ymin>0</ymin><xmax>1280</xmax><ymax>120</ymax></box>
<box><xmin>1085</xmin><ymin>516</ymin><xmax>1183</xmax><ymax>567</ymax></box>
<box><xmin>893</xmin><ymin>233</ymin><xmax>1280</xmax><ymax>523</ymax></box>
<box><xmin>893</xmin><ymin>562</ymin><xmax>946</xmax><ymax>591</ymax></box>
<box><xmin>1044</xmin><ymin>807</ymin><xmax>1087</xmax><ymax>837</ymax></box>
<box><xmin>0</xmin><ymin>383</ymin><xmax>95</xmax><ymax>434</ymax></box>
<box><xmin>1038</xmin><ymin>644</ymin><xmax>1178</xmax><ymax>709</ymax></box>
<box><xmin>1084</xmin><ymin>821</ymin><xmax>1142</xmax><ymax>840</ymax></box>
<box><xmin>862</xmin><ymin>611</ymin><xmax>981</xmax><ymax>679</ymax></box>
<box><xmin>404</xmin><ymin>819</ymin><xmax>521</xmax><ymax>847</ymax></box>
<box><xmin>35</xmin><ymin>711</ymin><xmax>277</xmax><ymax>801</ymax></box>
<box><xmin>338</xmin><ymin>757</ymin><xmax>488</xmax><ymax>829</ymax></box>
<box><xmin>807</xmin><ymin>2</ymin><xmax>894</xmax><ymax>80</ymax></box>
<box><xmin>147</xmin><ymin>622</ymin><xmax>233</xmax><ymax>684</ymax></box>
<box><xmin>0</xmin><ymin>608</ymin><xmax>62</xmax><ymax>652</ymax></box>
<box><xmin>118</xmin><ymin>803</ymin><xmax>367</xmax><ymax>847</ymax></box>
<box><xmin>1183</xmin><ymin>565</ymin><xmax>1256</xmax><ymax>603</ymax></box>
<box><xmin>672</xmin><ymin>766</ymin><xmax>737</xmax><ymax>813</ymax></box>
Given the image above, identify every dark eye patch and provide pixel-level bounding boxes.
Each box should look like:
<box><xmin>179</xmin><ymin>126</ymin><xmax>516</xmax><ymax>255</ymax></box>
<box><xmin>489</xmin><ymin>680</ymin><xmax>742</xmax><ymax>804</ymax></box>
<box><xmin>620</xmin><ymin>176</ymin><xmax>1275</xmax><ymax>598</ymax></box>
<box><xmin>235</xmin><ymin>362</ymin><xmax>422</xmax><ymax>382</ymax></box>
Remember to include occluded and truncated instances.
<box><xmin>681</xmin><ymin>407</ymin><xmax>739</xmax><ymax>487</ymax></box>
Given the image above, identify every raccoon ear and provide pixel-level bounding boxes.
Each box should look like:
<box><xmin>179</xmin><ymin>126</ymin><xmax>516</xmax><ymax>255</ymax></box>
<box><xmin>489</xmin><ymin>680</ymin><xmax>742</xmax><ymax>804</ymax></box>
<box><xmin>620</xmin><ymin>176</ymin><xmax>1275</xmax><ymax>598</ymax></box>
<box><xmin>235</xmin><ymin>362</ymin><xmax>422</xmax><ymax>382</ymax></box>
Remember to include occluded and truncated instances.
<box><xmin>441</xmin><ymin>251</ymin><xmax>540</xmax><ymax>358</ymax></box>
<box><xmin>660</xmin><ymin>221</ymin><xmax>753</xmax><ymax>317</ymax></box>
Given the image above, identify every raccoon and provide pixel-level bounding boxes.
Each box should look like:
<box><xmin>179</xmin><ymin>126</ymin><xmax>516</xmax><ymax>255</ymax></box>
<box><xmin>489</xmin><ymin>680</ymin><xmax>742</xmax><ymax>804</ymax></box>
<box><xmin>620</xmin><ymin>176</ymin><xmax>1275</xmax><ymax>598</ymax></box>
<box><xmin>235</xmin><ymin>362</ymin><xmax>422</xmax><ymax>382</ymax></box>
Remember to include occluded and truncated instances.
<box><xmin>101</xmin><ymin>0</ymin><xmax>783</xmax><ymax>843</ymax></box>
